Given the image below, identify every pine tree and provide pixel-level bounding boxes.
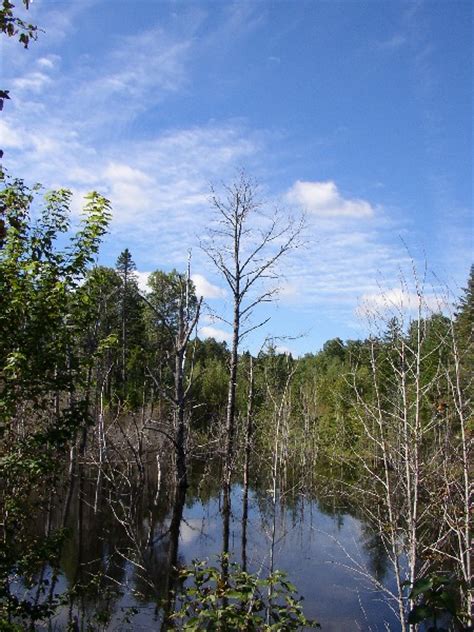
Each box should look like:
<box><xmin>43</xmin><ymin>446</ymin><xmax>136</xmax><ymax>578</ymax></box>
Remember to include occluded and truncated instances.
<box><xmin>115</xmin><ymin>249</ymin><xmax>142</xmax><ymax>399</ymax></box>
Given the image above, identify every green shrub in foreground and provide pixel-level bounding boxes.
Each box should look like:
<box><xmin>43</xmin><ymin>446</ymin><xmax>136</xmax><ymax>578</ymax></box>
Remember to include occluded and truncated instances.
<box><xmin>170</xmin><ymin>557</ymin><xmax>319</xmax><ymax>630</ymax></box>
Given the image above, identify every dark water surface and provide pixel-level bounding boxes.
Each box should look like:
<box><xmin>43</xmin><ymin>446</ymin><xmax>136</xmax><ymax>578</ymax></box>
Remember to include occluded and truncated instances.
<box><xmin>39</xmin><ymin>460</ymin><xmax>400</xmax><ymax>631</ymax></box>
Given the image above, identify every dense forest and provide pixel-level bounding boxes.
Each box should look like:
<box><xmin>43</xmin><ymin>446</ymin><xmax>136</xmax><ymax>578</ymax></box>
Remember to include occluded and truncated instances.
<box><xmin>1</xmin><ymin>2</ymin><xmax>472</xmax><ymax>631</ymax></box>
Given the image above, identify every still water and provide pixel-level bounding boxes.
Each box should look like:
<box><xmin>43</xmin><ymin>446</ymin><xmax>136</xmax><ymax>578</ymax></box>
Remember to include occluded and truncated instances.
<box><xmin>41</xmin><ymin>460</ymin><xmax>400</xmax><ymax>631</ymax></box>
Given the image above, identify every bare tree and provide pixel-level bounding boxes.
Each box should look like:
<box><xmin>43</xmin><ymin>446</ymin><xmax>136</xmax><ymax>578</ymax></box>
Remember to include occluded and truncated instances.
<box><xmin>424</xmin><ymin>310</ymin><xmax>472</xmax><ymax>627</ymax></box>
<box><xmin>201</xmin><ymin>172</ymin><xmax>303</xmax><ymax>552</ymax></box>
<box><xmin>241</xmin><ymin>354</ymin><xmax>254</xmax><ymax>572</ymax></box>
<box><xmin>348</xmin><ymin>271</ymin><xmax>472</xmax><ymax>631</ymax></box>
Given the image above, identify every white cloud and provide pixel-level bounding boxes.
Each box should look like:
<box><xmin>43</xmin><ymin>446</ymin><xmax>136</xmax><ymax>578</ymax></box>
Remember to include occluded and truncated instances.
<box><xmin>191</xmin><ymin>274</ymin><xmax>226</xmax><ymax>299</ymax></box>
<box><xmin>103</xmin><ymin>162</ymin><xmax>153</xmax><ymax>186</ymax></box>
<box><xmin>64</xmin><ymin>191</ymin><xmax>88</xmax><ymax>219</ymax></box>
<box><xmin>37</xmin><ymin>55</ymin><xmax>61</xmax><ymax>70</ymax></box>
<box><xmin>28</xmin><ymin>1</ymin><xmax>102</xmax><ymax>47</ymax></box>
<box><xmin>200</xmin><ymin>326</ymin><xmax>232</xmax><ymax>343</ymax></box>
<box><xmin>275</xmin><ymin>344</ymin><xmax>293</xmax><ymax>355</ymax></box>
<box><xmin>0</xmin><ymin>0</ymin><xmax>464</xmax><ymax>356</ymax></box>
<box><xmin>286</xmin><ymin>180</ymin><xmax>375</xmax><ymax>218</ymax></box>
<box><xmin>0</xmin><ymin>120</ymin><xmax>25</xmax><ymax>149</ymax></box>
<box><xmin>9</xmin><ymin>109</ymin><xmax>402</xmax><ymax>326</ymax></box>
<box><xmin>13</xmin><ymin>72</ymin><xmax>52</xmax><ymax>92</ymax></box>
<box><xmin>1</xmin><ymin>107</ymin><xmax>262</xmax><ymax>271</ymax></box>
<box><xmin>101</xmin><ymin>162</ymin><xmax>156</xmax><ymax>217</ymax></box>
<box><xmin>135</xmin><ymin>271</ymin><xmax>151</xmax><ymax>294</ymax></box>
<box><xmin>67</xmin><ymin>166</ymin><xmax>101</xmax><ymax>186</ymax></box>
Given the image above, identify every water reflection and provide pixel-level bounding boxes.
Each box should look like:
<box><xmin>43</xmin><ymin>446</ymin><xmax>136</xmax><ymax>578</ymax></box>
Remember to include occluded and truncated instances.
<box><xmin>41</xmin><ymin>459</ymin><xmax>399</xmax><ymax>631</ymax></box>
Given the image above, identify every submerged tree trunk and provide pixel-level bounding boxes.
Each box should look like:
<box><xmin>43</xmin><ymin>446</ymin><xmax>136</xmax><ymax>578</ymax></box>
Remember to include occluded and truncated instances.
<box><xmin>222</xmin><ymin>284</ymin><xmax>240</xmax><ymax>556</ymax></box>
<box><xmin>241</xmin><ymin>356</ymin><xmax>254</xmax><ymax>572</ymax></box>
<box><xmin>175</xmin><ymin>315</ymin><xmax>187</xmax><ymax>492</ymax></box>
<box><xmin>160</xmin><ymin>483</ymin><xmax>186</xmax><ymax>631</ymax></box>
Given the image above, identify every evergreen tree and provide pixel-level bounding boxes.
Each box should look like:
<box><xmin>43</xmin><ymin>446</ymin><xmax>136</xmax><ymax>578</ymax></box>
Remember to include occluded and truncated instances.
<box><xmin>455</xmin><ymin>264</ymin><xmax>473</xmax><ymax>348</ymax></box>
<box><xmin>115</xmin><ymin>249</ymin><xmax>145</xmax><ymax>402</ymax></box>
<box><xmin>116</xmin><ymin>249</ymin><xmax>136</xmax><ymax>386</ymax></box>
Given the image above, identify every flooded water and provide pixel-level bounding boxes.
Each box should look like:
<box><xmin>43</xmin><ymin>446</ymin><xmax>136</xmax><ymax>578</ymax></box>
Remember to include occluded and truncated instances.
<box><xmin>157</xmin><ymin>488</ymin><xmax>399</xmax><ymax>631</ymax></box>
<box><xmin>35</xmin><ymin>459</ymin><xmax>401</xmax><ymax>631</ymax></box>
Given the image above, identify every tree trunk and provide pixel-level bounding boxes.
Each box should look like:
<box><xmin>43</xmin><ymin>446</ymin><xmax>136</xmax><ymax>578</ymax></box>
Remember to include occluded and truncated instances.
<box><xmin>241</xmin><ymin>356</ymin><xmax>254</xmax><ymax>571</ymax></box>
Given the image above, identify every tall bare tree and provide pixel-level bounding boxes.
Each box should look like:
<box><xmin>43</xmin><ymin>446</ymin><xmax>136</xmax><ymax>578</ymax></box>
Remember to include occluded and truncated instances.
<box><xmin>201</xmin><ymin>172</ymin><xmax>302</xmax><ymax>552</ymax></box>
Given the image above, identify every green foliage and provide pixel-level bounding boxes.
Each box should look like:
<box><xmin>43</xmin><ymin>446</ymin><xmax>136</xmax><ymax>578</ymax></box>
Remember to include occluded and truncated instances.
<box><xmin>455</xmin><ymin>264</ymin><xmax>473</xmax><ymax>343</ymax></box>
<box><xmin>0</xmin><ymin>161</ymin><xmax>471</xmax><ymax>629</ymax></box>
<box><xmin>115</xmin><ymin>247</ymin><xmax>136</xmax><ymax>277</ymax></box>
<box><xmin>406</xmin><ymin>574</ymin><xmax>464</xmax><ymax>631</ymax></box>
<box><xmin>0</xmin><ymin>0</ymin><xmax>37</xmax><ymax>49</ymax></box>
<box><xmin>194</xmin><ymin>355</ymin><xmax>228</xmax><ymax>424</ymax></box>
<box><xmin>454</xmin><ymin>264</ymin><xmax>473</xmax><ymax>402</ymax></box>
<box><xmin>0</xmin><ymin>175</ymin><xmax>110</xmax><ymax>425</ymax></box>
<box><xmin>147</xmin><ymin>269</ymin><xmax>198</xmax><ymax>335</ymax></box>
<box><xmin>0</xmin><ymin>0</ymin><xmax>37</xmax><ymax>156</ymax></box>
<box><xmin>0</xmin><ymin>173</ymin><xmax>111</xmax><ymax>626</ymax></box>
<box><xmin>170</xmin><ymin>557</ymin><xmax>319</xmax><ymax>630</ymax></box>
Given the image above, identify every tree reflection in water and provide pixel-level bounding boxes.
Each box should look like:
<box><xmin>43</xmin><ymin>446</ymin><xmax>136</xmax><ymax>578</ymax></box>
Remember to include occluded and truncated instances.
<box><xmin>30</xmin><ymin>455</ymin><xmax>399</xmax><ymax>631</ymax></box>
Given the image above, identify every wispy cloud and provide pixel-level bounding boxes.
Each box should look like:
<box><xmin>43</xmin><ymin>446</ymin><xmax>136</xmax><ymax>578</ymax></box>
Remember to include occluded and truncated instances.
<box><xmin>359</xmin><ymin>287</ymin><xmax>445</xmax><ymax>317</ymax></box>
<box><xmin>0</xmin><ymin>121</ymin><xmax>24</xmax><ymax>149</ymax></box>
<box><xmin>13</xmin><ymin>71</ymin><xmax>52</xmax><ymax>92</ymax></box>
<box><xmin>3</xmin><ymin>65</ymin><xmax>413</xmax><ymax>333</ymax></box>
<box><xmin>3</xmin><ymin>11</ymin><xmax>196</xmax><ymax>145</ymax></box>
<box><xmin>29</xmin><ymin>0</ymin><xmax>103</xmax><ymax>47</ymax></box>
<box><xmin>4</xmin><ymin>0</ymin><xmax>461</xmax><ymax>353</ymax></box>
<box><xmin>2</xmin><ymin>110</ymin><xmax>261</xmax><ymax>245</ymax></box>
<box><xmin>73</xmin><ymin>27</ymin><xmax>192</xmax><ymax>126</ymax></box>
<box><xmin>375</xmin><ymin>33</ymin><xmax>407</xmax><ymax>50</ymax></box>
<box><xmin>275</xmin><ymin>181</ymin><xmax>414</xmax><ymax>328</ymax></box>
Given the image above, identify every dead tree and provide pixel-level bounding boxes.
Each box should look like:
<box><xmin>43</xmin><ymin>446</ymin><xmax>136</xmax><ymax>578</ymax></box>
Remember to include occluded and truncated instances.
<box><xmin>241</xmin><ymin>355</ymin><xmax>254</xmax><ymax>572</ymax></box>
<box><xmin>350</xmin><ymin>271</ymin><xmax>472</xmax><ymax>631</ymax></box>
<box><xmin>201</xmin><ymin>172</ymin><xmax>303</xmax><ymax>554</ymax></box>
<box><xmin>424</xmin><ymin>312</ymin><xmax>472</xmax><ymax>627</ymax></box>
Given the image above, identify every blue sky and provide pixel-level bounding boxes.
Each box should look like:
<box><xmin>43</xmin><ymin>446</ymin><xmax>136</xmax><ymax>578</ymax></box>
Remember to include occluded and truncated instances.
<box><xmin>2</xmin><ymin>0</ymin><xmax>472</xmax><ymax>354</ymax></box>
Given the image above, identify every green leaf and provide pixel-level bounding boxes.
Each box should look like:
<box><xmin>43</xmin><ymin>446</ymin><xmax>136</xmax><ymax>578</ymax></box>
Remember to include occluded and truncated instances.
<box><xmin>408</xmin><ymin>605</ymin><xmax>432</xmax><ymax>624</ymax></box>
<box><xmin>409</xmin><ymin>577</ymin><xmax>434</xmax><ymax>598</ymax></box>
